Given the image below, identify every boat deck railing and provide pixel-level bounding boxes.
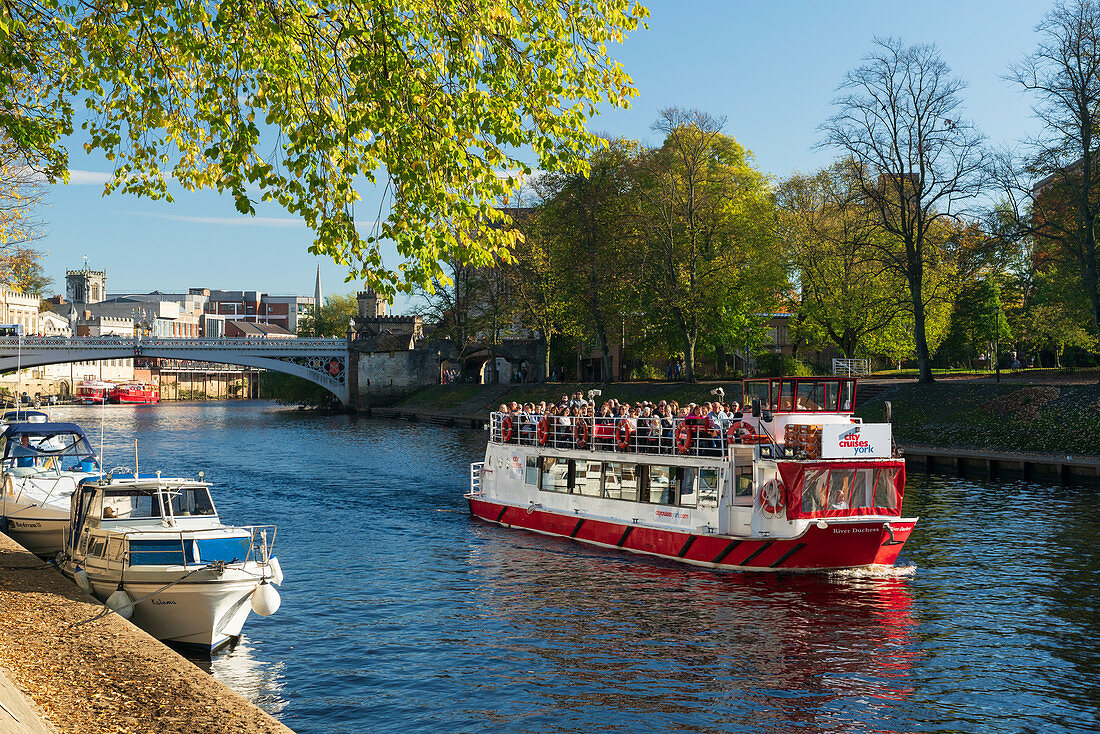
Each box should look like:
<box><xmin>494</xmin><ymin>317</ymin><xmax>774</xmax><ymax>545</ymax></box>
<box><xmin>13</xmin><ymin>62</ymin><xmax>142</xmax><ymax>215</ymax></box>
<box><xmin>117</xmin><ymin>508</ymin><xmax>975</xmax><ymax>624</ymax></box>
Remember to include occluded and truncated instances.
<box><xmin>107</xmin><ymin>524</ymin><xmax>278</xmax><ymax>568</ymax></box>
<box><xmin>489</xmin><ymin>412</ymin><xmax>776</xmax><ymax>460</ymax></box>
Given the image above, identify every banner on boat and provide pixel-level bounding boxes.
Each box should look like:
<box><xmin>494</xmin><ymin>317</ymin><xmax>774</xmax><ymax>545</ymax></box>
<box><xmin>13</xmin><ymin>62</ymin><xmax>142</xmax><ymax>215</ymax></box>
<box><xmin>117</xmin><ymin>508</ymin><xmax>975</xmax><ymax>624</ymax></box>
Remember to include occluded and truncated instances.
<box><xmin>820</xmin><ymin>424</ymin><xmax>891</xmax><ymax>459</ymax></box>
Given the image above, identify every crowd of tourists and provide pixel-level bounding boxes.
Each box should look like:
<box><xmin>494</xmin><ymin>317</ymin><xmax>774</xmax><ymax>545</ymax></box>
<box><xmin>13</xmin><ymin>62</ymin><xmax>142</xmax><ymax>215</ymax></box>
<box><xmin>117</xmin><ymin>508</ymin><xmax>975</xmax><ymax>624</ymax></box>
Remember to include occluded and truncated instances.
<box><xmin>494</xmin><ymin>391</ymin><xmax>761</xmax><ymax>455</ymax></box>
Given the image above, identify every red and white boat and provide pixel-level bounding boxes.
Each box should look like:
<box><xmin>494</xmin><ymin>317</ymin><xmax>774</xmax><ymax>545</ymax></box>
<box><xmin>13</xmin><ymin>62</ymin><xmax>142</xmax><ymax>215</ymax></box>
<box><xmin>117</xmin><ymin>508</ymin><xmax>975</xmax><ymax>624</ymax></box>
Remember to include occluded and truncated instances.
<box><xmin>75</xmin><ymin>380</ymin><xmax>113</xmax><ymax>405</ymax></box>
<box><xmin>110</xmin><ymin>382</ymin><xmax>159</xmax><ymax>404</ymax></box>
<box><xmin>467</xmin><ymin>377</ymin><xmax>916</xmax><ymax>572</ymax></box>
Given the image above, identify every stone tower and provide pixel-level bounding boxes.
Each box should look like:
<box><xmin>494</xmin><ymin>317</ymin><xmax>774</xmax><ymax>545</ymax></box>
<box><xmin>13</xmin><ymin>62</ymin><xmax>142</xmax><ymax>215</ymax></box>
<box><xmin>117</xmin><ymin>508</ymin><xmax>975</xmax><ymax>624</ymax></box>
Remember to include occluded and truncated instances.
<box><xmin>357</xmin><ymin>289</ymin><xmax>386</xmax><ymax>318</ymax></box>
<box><xmin>66</xmin><ymin>265</ymin><xmax>106</xmax><ymax>304</ymax></box>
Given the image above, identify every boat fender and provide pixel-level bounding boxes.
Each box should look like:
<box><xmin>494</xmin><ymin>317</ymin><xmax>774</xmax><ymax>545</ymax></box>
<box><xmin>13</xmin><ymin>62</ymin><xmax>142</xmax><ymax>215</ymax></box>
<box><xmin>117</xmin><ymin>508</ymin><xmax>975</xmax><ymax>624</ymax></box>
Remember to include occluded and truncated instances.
<box><xmin>266</xmin><ymin>557</ymin><xmax>284</xmax><ymax>586</ymax></box>
<box><xmin>74</xmin><ymin>568</ymin><xmax>92</xmax><ymax>593</ymax></box>
<box><xmin>106</xmin><ymin>589</ymin><xmax>134</xmax><ymax>620</ymax></box>
<box><xmin>251</xmin><ymin>580</ymin><xmax>281</xmax><ymax>616</ymax></box>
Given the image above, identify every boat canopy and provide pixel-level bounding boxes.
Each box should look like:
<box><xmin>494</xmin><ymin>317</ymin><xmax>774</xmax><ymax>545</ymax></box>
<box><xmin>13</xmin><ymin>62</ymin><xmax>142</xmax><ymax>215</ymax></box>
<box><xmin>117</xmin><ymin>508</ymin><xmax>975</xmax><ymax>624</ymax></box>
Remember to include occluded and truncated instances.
<box><xmin>743</xmin><ymin>377</ymin><xmax>857</xmax><ymax>414</ymax></box>
<box><xmin>776</xmin><ymin>460</ymin><xmax>905</xmax><ymax>520</ymax></box>
<box><xmin>1</xmin><ymin>422</ymin><xmax>96</xmax><ymax>464</ymax></box>
<box><xmin>2</xmin><ymin>410</ymin><xmax>48</xmax><ymax>423</ymax></box>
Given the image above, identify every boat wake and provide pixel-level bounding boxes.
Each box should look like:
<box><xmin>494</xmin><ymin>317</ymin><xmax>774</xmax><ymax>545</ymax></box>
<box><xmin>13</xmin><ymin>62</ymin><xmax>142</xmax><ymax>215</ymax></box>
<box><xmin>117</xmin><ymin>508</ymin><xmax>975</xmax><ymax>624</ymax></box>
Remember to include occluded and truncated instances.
<box><xmin>829</xmin><ymin>563</ymin><xmax>917</xmax><ymax>579</ymax></box>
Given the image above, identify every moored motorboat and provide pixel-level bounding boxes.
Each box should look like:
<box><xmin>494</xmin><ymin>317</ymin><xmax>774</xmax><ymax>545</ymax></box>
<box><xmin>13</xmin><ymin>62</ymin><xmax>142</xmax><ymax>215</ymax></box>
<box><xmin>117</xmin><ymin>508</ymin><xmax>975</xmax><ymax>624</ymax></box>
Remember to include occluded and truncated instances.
<box><xmin>468</xmin><ymin>377</ymin><xmax>917</xmax><ymax>572</ymax></box>
<box><xmin>0</xmin><ymin>422</ymin><xmax>102</xmax><ymax>555</ymax></box>
<box><xmin>60</xmin><ymin>474</ymin><xmax>283</xmax><ymax>650</ymax></box>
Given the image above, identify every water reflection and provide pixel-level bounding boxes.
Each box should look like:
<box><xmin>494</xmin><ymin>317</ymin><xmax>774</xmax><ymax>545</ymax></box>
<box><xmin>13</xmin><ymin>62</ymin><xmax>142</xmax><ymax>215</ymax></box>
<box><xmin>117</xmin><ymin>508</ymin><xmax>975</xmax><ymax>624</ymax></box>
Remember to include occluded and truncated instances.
<box><xmin>186</xmin><ymin>637</ymin><xmax>288</xmax><ymax>716</ymax></box>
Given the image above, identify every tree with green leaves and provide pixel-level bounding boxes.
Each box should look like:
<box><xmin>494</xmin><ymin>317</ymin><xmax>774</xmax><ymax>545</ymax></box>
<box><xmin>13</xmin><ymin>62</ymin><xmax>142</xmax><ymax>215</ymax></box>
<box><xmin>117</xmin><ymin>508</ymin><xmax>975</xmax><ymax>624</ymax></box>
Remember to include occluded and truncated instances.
<box><xmin>297</xmin><ymin>293</ymin><xmax>358</xmax><ymax>337</ymax></box>
<box><xmin>536</xmin><ymin>138</ymin><xmax>641</xmax><ymax>382</ymax></box>
<box><xmin>635</xmin><ymin>108</ymin><xmax>783</xmax><ymax>382</ymax></box>
<box><xmin>822</xmin><ymin>37</ymin><xmax>987</xmax><ymax>383</ymax></box>
<box><xmin>1</xmin><ymin>0</ymin><xmax>649</xmax><ymax>295</ymax></box>
<box><xmin>938</xmin><ymin>279</ymin><xmax>1012</xmax><ymax>368</ymax></box>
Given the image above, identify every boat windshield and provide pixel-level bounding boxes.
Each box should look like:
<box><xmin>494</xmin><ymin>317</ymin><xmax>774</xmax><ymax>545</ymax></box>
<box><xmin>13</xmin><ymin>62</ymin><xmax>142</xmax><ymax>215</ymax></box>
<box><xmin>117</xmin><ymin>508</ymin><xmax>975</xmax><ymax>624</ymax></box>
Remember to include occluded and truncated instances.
<box><xmin>101</xmin><ymin>486</ymin><xmax>216</xmax><ymax>520</ymax></box>
<box><xmin>1</xmin><ymin>427</ymin><xmax>96</xmax><ymax>469</ymax></box>
<box><xmin>742</xmin><ymin>378</ymin><xmax>857</xmax><ymax>414</ymax></box>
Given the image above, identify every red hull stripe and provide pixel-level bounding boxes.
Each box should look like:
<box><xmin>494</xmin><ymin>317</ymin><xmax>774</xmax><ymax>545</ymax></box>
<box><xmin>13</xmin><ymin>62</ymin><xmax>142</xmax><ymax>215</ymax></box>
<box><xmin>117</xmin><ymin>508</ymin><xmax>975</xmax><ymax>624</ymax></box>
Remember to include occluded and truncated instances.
<box><xmin>737</xmin><ymin>542</ymin><xmax>774</xmax><ymax>567</ymax></box>
<box><xmin>616</xmin><ymin>527</ymin><xmax>634</xmax><ymax>547</ymax></box>
<box><xmin>495</xmin><ymin>506</ymin><xmax>508</xmax><ymax>523</ymax></box>
<box><xmin>676</xmin><ymin>536</ymin><xmax>697</xmax><ymax>558</ymax></box>
<box><xmin>769</xmin><ymin>542</ymin><xmax>807</xmax><ymax>568</ymax></box>
<box><xmin>712</xmin><ymin>540</ymin><xmax>743</xmax><ymax>564</ymax></box>
<box><xmin>569</xmin><ymin>519</ymin><xmax>585</xmax><ymax>538</ymax></box>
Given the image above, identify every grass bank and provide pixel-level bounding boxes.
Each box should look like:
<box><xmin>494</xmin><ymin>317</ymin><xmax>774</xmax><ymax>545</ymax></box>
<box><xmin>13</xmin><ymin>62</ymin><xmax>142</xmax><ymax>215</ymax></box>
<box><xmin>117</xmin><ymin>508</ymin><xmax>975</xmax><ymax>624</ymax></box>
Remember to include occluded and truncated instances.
<box><xmin>856</xmin><ymin>382</ymin><xmax>1100</xmax><ymax>457</ymax></box>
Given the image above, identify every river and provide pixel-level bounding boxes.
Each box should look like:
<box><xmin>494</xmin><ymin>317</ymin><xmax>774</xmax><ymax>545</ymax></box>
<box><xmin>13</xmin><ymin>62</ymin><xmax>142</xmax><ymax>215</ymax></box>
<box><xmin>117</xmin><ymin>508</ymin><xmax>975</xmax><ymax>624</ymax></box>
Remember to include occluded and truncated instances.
<box><xmin>45</xmin><ymin>401</ymin><xmax>1099</xmax><ymax>733</ymax></box>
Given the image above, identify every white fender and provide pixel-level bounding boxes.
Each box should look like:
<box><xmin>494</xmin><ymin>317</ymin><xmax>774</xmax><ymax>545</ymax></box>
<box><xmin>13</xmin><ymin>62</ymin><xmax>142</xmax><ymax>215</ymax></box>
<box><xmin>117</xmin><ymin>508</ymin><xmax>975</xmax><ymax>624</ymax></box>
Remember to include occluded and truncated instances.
<box><xmin>106</xmin><ymin>589</ymin><xmax>134</xmax><ymax>620</ymax></box>
<box><xmin>267</xmin><ymin>557</ymin><xmax>284</xmax><ymax>586</ymax></box>
<box><xmin>251</xmin><ymin>580</ymin><xmax>281</xmax><ymax>616</ymax></box>
<box><xmin>74</xmin><ymin>568</ymin><xmax>92</xmax><ymax>593</ymax></box>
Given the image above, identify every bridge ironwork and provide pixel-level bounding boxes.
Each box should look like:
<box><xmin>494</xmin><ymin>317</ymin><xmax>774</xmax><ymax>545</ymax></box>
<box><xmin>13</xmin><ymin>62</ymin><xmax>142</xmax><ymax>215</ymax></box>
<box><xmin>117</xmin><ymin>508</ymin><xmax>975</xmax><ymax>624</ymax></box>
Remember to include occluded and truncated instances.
<box><xmin>0</xmin><ymin>337</ymin><xmax>350</xmax><ymax>404</ymax></box>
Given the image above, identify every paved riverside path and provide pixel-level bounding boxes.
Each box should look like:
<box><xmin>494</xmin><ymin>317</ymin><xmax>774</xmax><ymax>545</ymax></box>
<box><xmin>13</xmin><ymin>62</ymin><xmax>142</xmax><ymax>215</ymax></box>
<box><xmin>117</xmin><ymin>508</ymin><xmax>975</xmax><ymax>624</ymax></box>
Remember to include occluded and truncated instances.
<box><xmin>0</xmin><ymin>533</ymin><xmax>295</xmax><ymax>734</ymax></box>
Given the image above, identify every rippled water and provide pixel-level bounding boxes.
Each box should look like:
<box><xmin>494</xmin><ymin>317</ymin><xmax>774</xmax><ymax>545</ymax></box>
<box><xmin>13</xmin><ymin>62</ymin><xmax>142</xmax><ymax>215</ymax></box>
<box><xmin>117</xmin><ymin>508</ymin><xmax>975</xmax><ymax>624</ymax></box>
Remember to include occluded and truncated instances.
<box><xmin>46</xmin><ymin>402</ymin><xmax>1100</xmax><ymax>733</ymax></box>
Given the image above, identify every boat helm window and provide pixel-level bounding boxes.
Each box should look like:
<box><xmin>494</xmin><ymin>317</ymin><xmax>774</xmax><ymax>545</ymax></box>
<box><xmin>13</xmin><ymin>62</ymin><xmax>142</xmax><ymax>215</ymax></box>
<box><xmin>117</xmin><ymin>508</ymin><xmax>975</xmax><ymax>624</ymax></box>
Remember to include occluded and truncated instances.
<box><xmin>101</xmin><ymin>486</ymin><xmax>215</xmax><ymax>520</ymax></box>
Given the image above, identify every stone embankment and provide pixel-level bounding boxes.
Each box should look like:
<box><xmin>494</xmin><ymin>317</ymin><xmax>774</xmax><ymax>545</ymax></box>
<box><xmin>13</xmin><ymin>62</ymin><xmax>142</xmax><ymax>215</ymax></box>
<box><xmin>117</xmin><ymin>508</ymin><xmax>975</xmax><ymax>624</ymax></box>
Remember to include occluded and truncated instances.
<box><xmin>0</xmin><ymin>533</ymin><xmax>294</xmax><ymax>734</ymax></box>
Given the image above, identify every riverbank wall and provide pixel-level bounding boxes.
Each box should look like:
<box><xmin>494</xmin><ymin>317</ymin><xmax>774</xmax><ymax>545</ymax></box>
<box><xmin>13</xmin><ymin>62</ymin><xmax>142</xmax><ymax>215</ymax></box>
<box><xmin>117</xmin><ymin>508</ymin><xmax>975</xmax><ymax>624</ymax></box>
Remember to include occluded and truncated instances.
<box><xmin>0</xmin><ymin>532</ymin><xmax>294</xmax><ymax>734</ymax></box>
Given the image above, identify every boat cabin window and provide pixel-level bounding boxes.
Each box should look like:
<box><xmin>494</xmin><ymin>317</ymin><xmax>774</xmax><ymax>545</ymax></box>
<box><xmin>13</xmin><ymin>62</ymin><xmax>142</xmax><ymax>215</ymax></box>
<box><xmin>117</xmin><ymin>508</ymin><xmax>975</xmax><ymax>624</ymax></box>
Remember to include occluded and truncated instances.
<box><xmin>647</xmin><ymin>466</ymin><xmax>696</xmax><ymax>506</ymax></box>
<box><xmin>698</xmin><ymin>469</ymin><xmax>720</xmax><ymax>508</ymax></box>
<box><xmin>166</xmin><ymin>486</ymin><xmax>216</xmax><ymax>516</ymax></box>
<box><xmin>539</xmin><ymin>458</ymin><xmax>571</xmax><ymax>493</ymax></box>
<box><xmin>800</xmin><ymin>466</ymin><xmax>899</xmax><ymax>514</ymax></box>
<box><xmin>575</xmin><ymin>461</ymin><xmax>602</xmax><ymax>497</ymax></box>
<box><xmin>525</xmin><ymin>456</ymin><xmax>538</xmax><ymax>485</ymax></box>
<box><xmin>603</xmin><ymin>462</ymin><xmax>639</xmax><ymax>501</ymax></box>
<box><xmin>743</xmin><ymin>381</ymin><xmax>771</xmax><ymax>410</ymax></box>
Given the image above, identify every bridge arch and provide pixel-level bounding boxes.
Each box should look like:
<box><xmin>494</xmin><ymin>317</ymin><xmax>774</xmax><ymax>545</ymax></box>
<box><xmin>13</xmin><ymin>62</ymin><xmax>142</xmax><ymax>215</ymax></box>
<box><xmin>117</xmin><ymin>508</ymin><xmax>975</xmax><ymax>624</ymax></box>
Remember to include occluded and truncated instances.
<box><xmin>0</xmin><ymin>337</ymin><xmax>350</xmax><ymax>406</ymax></box>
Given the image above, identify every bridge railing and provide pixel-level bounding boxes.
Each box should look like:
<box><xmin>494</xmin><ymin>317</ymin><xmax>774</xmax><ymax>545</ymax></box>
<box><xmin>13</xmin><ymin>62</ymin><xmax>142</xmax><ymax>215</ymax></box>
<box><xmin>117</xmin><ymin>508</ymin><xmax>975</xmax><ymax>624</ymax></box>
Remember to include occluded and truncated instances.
<box><xmin>0</xmin><ymin>336</ymin><xmax>347</xmax><ymax>350</ymax></box>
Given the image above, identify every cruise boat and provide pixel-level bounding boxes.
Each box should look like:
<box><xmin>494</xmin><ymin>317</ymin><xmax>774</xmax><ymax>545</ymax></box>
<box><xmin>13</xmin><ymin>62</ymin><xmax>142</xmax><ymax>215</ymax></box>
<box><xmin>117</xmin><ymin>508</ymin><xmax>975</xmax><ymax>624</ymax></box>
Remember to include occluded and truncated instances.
<box><xmin>60</xmin><ymin>474</ymin><xmax>284</xmax><ymax>650</ymax></box>
<box><xmin>467</xmin><ymin>377</ymin><xmax>916</xmax><ymax>572</ymax></box>
<box><xmin>0</xmin><ymin>422</ymin><xmax>102</xmax><ymax>555</ymax></box>
<box><xmin>109</xmin><ymin>382</ymin><xmax>160</xmax><ymax>405</ymax></box>
<box><xmin>75</xmin><ymin>380</ymin><xmax>113</xmax><ymax>405</ymax></box>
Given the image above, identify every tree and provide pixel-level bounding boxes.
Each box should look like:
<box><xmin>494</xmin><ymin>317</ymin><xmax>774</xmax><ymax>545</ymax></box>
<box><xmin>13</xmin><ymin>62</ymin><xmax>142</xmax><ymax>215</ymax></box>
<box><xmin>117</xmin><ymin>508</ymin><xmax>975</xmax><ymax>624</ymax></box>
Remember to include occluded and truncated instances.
<box><xmin>821</xmin><ymin>37</ymin><xmax>987</xmax><ymax>383</ymax></box>
<box><xmin>938</xmin><ymin>279</ymin><xmax>1012</xmax><ymax>368</ymax></box>
<box><xmin>996</xmin><ymin>0</ymin><xmax>1100</xmax><ymax>363</ymax></box>
<box><xmin>779</xmin><ymin>164</ymin><xmax>911</xmax><ymax>359</ymax></box>
<box><xmin>298</xmin><ymin>293</ymin><xmax>358</xmax><ymax>337</ymax></box>
<box><xmin>536</xmin><ymin>139</ymin><xmax>640</xmax><ymax>382</ymax></box>
<box><xmin>0</xmin><ymin>0</ymin><xmax>649</xmax><ymax>295</ymax></box>
<box><xmin>635</xmin><ymin>108</ymin><xmax>783</xmax><ymax>382</ymax></box>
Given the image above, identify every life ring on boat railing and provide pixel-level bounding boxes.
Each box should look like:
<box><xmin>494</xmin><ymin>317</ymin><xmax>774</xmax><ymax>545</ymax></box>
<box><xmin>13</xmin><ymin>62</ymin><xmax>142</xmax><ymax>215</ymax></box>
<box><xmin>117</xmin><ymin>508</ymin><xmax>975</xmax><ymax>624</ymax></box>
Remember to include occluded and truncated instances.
<box><xmin>760</xmin><ymin>477</ymin><xmax>785</xmax><ymax>516</ymax></box>
<box><xmin>500</xmin><ymin>415</ymin><xmax>514</xmax><ymax>443</ymax></box>
<box><xmin>727</xmin><ymin>420</ymin><xmax>756</xmax><ymax>444</ymax></box>
<box><xmin>615</xmin><ymin>421</ymin><xmax>632</xmax><ymax>450</ymax></box>
<box><xmin>574</xmin><ymin>418</ymin><xmax>590</xmax><ymax>448</ymax></box>
<box><xmin>537</xmin><ymin>416</ymin><xmax>550</xmax><ymax>445</ymax></box>
<box><xmin>675</xmin><ymin>424</ymin><xmax>693</xmax><ymax>455</ymax></box>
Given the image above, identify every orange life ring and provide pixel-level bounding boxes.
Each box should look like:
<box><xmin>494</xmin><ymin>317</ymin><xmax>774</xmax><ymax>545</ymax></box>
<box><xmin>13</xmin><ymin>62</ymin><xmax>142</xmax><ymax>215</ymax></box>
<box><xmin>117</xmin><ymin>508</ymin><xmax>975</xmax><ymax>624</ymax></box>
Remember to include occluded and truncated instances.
<box><xmin>727</xmin><ymin>420</ymin><xmax>756</xmax><ymax>444</ymax></box>
<box><xmin>760</xmin><ymin>478</ymin><xmax>785</xmax><ymax>515</ymax></box>
<box><xmin>500</xmin><ymin>415</ymin><xmax>514</xmax><ymax>443</ymax></box>
<box><xmin>574</xmin><ymin>418</ymin><xmax>590</xmax><ymax>448</ymax></box>
<box><xmin>675</xmin><ymin>423</ymin><xmax>693</xmax><ymax>454</ymax></box>
<box><xmin>615</xmin><ymin>421</ymin><xmax>633</xmax><ymax>450</ymax></box>
<box><xmin>537</xmin><ymin>416</ymin><xmax>550</xmax><ymax>445</ymax></box>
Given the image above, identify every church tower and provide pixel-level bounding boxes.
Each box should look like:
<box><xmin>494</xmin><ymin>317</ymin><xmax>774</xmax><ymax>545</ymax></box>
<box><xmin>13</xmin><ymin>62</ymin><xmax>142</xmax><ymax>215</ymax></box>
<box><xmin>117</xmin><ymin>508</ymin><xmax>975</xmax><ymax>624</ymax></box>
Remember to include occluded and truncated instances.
<box><xmin>66</xmin><ymin>264</ymin><xmax>106</xmax><ymax>304</ymax></box>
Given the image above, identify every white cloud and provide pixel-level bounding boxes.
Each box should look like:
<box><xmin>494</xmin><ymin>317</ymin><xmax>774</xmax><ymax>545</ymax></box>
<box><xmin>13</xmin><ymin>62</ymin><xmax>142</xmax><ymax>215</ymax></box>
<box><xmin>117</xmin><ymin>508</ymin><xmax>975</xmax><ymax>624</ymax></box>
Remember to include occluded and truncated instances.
<box><xmin>66</xmin><ymin>169</ymin><xmax>114</xmax><ymax>185</ymax></box>
<box><xmin>132</xmin><ymin>212</ymin><xmax>308</xmax><ymax>228</ymax></box>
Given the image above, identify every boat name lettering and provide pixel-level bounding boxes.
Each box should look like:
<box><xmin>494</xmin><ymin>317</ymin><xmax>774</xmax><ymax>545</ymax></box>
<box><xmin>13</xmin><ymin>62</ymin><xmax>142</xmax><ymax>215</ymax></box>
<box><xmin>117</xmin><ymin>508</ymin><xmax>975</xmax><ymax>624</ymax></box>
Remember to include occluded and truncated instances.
<box><xmin>837</xmin><ymin>427</ymin><xmax>873</xmax><ymax>455</ymax></box>
<box><xmin>831</xmin><ymin>527</ymin><xmax>879</xmax><ymax>534</ymax></box>
<box><xmin>151</xmin><ymin>598</ymin><xmax>176</xmax><ymax>605</ymax></box>
<box><xmin>9</xmin><ymin>521</ymin><xmax>41</xmax><ymax>528</ymax></box>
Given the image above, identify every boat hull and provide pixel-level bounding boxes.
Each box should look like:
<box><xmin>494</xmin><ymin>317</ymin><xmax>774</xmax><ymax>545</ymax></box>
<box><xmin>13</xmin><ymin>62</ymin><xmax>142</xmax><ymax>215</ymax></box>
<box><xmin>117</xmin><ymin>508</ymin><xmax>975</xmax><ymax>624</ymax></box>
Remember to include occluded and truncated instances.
<box><xmin>3</xmin><ymin>512</ymin><xmax>67</xmax><ymax>555</ymax></box>
<box><xmin>69</xmin><ymin>566</ymin><xmax>263</xmax><ymax>650</ymax></box>
<box><xmin>467</xmin><ymin>495</ymin><xmax>916</xmax><ymax>572</ymax></box>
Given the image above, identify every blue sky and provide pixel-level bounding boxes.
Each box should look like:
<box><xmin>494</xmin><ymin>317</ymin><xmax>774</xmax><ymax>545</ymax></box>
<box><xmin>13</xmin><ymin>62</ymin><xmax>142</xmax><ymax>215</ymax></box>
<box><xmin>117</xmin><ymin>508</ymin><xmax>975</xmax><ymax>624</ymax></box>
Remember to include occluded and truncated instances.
<box><xmin>41</xmin><ymin>0</ymin><xmax>1050</xmax><ymax>309</ymax></box>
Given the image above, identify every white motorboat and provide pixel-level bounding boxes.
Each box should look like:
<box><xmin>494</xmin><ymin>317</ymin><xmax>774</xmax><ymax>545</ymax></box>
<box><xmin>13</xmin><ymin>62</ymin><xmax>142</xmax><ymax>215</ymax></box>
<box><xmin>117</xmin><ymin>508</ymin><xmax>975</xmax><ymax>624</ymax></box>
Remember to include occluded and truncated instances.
<box><xmin>0</xmin><ymin>421</ymin><xmax>102</xmax><ymax>555</ymax></box>
<box><xmin>60</xmin><ymin>474</ymin><xmax>283</xmax><ymax>651</ymax></box>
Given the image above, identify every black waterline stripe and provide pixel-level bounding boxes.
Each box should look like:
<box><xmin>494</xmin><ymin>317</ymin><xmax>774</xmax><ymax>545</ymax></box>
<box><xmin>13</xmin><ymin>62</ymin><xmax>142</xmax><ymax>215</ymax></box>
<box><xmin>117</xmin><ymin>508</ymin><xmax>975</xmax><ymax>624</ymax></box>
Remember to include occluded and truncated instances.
<box><xmin>495</xmin><ymin>506</ymin><xmax>507</xmax><ymax>523</ymax></box>
<box><xmin>676</xmin><ymin>535</ymin><xmax>697</xmax><ymax>558</ymax></box>
<box><xmin>711</xmin><ymin>540</ymin><xmax>743</xmax><ymax>565</ymax></box>
<box><xmin>737</xmin><ymin>541</ymin><xmax>775</xmax><ymax>567</ymax></box>
<box><xmin>570</xmin><ymin>519</ymin><xmax>585</xmax><ymax>538</ymax></box>
<box><xmin>616</xmin><ymin>526</ymin><xmax>634</xmax><ymax>547</ymax></box>
<box><xmin>769</xmin><ymin>543</ymin><xmax>807</xmax><ymax>568</ymax></box>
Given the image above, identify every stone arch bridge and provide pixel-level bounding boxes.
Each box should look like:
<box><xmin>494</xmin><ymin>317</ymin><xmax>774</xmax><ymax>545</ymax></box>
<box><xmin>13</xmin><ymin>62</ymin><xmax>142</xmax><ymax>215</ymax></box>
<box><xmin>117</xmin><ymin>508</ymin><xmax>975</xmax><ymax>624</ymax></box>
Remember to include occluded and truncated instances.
<box><xmin>0</xmin><ymin>336</ymin><xmax>350</xmax><ymax>405</ymax></box>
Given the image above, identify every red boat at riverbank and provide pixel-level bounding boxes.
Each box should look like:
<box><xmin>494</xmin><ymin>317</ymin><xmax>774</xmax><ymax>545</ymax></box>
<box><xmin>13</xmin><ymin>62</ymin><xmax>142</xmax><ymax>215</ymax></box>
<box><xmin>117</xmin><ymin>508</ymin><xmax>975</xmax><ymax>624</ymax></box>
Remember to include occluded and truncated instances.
<box><xmin>467</xmin><ymin>377</ymin><xmax>916</xmax><ymax>572</ymax></box>
<box><xmin>109</xmin><ymin>382</ymin><xmax>159</xmax><ymax>404</ymax></box>
<box><xmin>75</xmin><ymin>380</ymin><xmax>113</xmax><ymax>405</ymax></box>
